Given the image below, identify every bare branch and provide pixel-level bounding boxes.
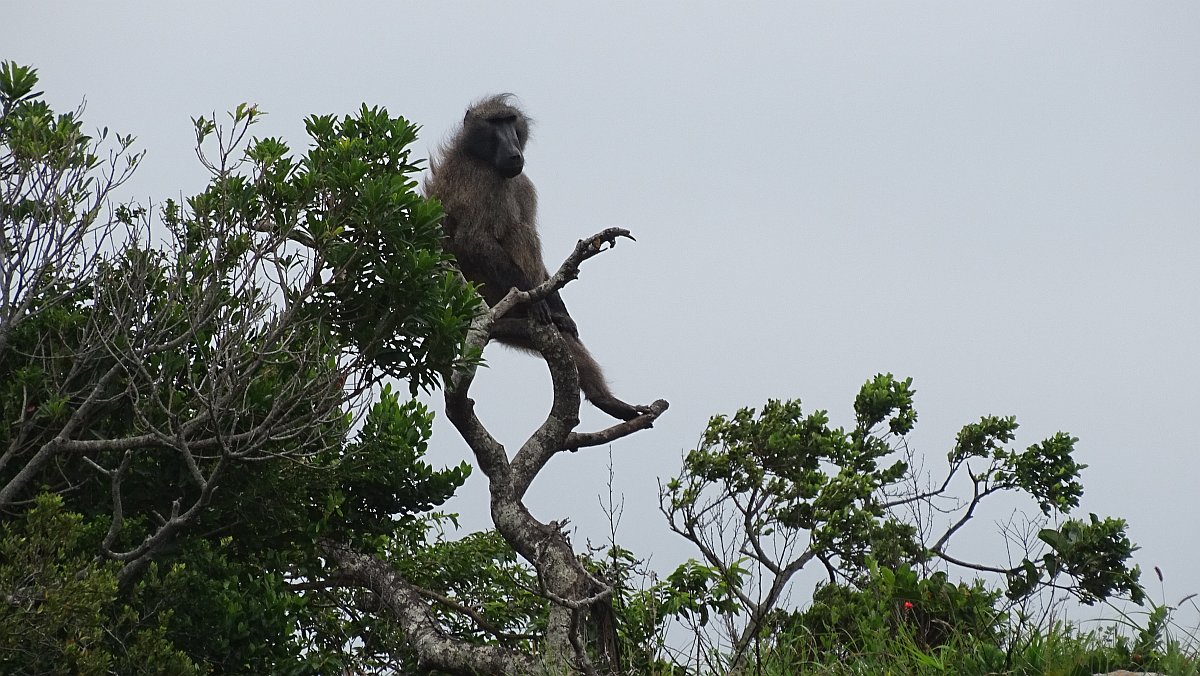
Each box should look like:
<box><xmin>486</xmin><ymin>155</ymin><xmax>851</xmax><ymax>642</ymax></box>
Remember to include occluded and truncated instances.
<box><xmin>932</xmin><ymin>548</ymin><xmax>1016</xmax><ymax>576</ymax></box>
<box><xmin>563</xmin><ymin>399</ymin><xmax>670</xmax><ymax>451</ymax></box>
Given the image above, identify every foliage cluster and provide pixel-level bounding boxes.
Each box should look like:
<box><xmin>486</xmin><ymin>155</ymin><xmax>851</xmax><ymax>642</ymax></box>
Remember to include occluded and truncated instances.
<box><xmin>786</xmin><ymin>560</ymin><xmax>1004</xmax><ymax>657</ymax></box>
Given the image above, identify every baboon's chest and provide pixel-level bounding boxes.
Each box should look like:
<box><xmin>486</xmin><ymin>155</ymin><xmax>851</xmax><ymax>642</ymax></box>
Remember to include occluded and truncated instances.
<box><xmin>486</xmin><ymin>189</ymin><xmax>543</xmax><ymax>272</ymax></box>
<box><xmin>500</xmin><ymin>221</ymin><xmax>544</xmax><ymax>277</ymax></box>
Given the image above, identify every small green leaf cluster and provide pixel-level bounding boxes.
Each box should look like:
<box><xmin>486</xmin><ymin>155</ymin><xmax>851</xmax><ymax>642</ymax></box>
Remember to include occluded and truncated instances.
<box><xmin>316</xmin><ymin>385</ymin><xmax>471</xmax><ymax>546</ymax></box>
<box><xmin>2</xmin><ymin>62</ymin><xmax>93</xmax><ymax>173</ymax></box>
<box><xmin>782</xmin><ymin>559</ymin><xmax>1003</xmax><ymax>658</ymax></box>
<box><xmin>0</xmin><ymin>495</ymin><xmax>199</xmax><ymax>675</ymax></box>
<box><xmin>1032</xmin><ymin>514</ymin><xmax>1144</xmax><ymax>605</ymax></box>
<box><xmin>954</xmin><ymin>418</ymin><xmax>1086</xmax><ymax>515</ymax></box>
<box><xmin>586</xmin><ymin>546</ymin><xmax>745</xmax><ymax>673</ymax></box>
<box><xmin>401</xmin><ymin>530</ymin><xmax>546</xmax><ymax>640</ymax></box>
<box><xmin>656</xmin><ymin>559</ymin><xmax>747</xmax><ymax>627</ymax></box>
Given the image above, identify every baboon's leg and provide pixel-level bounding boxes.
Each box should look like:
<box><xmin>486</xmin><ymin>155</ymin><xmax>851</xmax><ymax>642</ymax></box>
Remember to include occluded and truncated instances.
<box><xmin>489</xmin><ymin>317</ymin><xmax>538</xmax><ymax>350</ymax></box>
<box><xmin>489</xmin><ymin>319</ymin><xmax>647</xmax><ymax>421</ymax></box>
<box><xmin>565</xmin><ymin>335</ymin><xmax>645</xmax><ymax>421</ymax></box>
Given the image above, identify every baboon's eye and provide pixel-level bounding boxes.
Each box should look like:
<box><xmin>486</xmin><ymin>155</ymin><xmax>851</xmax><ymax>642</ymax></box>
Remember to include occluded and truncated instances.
<box><xmin>489</xmin><ymin>115</ymin><xmax>518</xmax><ymax>125</ymax></box>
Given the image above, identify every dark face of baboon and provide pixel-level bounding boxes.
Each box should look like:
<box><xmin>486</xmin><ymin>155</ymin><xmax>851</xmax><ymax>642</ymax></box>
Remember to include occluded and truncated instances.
<box><xmin>460</xmin><ymin>96</ymin><xmax>529</xmax><ymax>179</ymax></box>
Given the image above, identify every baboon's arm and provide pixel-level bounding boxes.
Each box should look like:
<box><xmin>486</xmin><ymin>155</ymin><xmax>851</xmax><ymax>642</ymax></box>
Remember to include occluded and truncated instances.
<box><xmin>451</xmin><ymin>231</ymin><xmax>574</xmax><ymax>332</ymax></box>
<box><xmin>452</xmin><ymin>232</ymin><xmax>541</xmax><ymax>295</ymax></box>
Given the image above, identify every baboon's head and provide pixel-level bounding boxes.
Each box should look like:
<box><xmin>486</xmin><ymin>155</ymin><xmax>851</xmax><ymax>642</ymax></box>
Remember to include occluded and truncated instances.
<box><xmin>460</xmin><ymin>94</ymin><xmax>530</xmax><ymax>179</ymax></box>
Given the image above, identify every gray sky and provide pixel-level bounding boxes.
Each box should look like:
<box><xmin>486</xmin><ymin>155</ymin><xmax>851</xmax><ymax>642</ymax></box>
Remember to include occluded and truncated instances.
<box><xmin>10</xmin><ymin>2</ymin><xmax>1199</xmax><ymax>619</ymax></box>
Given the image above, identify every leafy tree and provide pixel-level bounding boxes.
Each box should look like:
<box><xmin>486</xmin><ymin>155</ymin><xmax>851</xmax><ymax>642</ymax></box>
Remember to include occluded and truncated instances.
<box><xmin>0</xmin><ymin>62</ymin><xmax>480</xmax><ymax>672</ymax></box>
<box><xmin>660</xmin><ymin>373</ymin><xmax>1144</xmax><ymax>669</ymax></box>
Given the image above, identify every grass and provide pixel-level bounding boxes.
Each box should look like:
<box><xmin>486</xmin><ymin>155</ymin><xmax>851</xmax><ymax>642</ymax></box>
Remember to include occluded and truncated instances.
<box><xmin>734</xmin><ymin>604</ymin><xmax>1200</xmax><ymax>676</ymax></box>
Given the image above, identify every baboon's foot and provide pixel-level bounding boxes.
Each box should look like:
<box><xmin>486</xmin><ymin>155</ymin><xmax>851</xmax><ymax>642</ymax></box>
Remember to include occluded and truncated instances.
<box><xmin>591</xmin><ymin>396</ymin><xmax>655</xmax><ymax>422</ymax></box>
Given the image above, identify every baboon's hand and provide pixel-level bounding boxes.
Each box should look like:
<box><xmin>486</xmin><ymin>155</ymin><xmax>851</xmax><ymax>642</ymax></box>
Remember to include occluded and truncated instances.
<box><xmin>552</xmin><ymin>312</ymin><xmax>579</xmax><ymax>337</ymax></box>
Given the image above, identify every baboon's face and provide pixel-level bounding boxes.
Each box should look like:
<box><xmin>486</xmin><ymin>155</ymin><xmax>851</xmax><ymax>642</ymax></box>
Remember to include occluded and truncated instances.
<box><xmin>464</xmin><ymin>108</ymin><xmax>527</xmax><ymax>179</ymax></box>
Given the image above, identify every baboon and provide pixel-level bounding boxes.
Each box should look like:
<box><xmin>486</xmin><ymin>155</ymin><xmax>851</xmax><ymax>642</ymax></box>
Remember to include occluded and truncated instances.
<box><xmin>425</xmin><ymin>95</ymin><xmax>650</xmax><ymax>421</ymax></box>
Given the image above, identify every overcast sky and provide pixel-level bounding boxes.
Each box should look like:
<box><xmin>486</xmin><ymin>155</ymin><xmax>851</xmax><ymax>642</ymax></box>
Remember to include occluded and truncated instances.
<box><xmin>10</xmin><ymin>2</ymin><xmax>1199</xmax><ymax>620</ymax></box>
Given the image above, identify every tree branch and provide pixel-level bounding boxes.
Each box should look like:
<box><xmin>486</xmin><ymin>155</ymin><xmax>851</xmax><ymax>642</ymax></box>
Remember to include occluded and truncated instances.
<box><xmin>322</xmin><ymin>541</ymin><xmax>536</xmax><ymax>675</ymax></box>
<box><xmin>440</xmin><ymin>227</ymin><xmax>662</xmax><ymax>672</ymax></box>
<box><xmin>563</xmin><ymin>399</ymin><xmax>670</xmax><ymax>451</ymax></box>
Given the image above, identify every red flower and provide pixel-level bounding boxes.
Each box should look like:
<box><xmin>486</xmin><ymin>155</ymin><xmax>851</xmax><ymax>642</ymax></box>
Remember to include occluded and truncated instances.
<box><xmin>903</xmin><ymin>601</ymin><xmax>914</xmax><ymax>610</ymax></box>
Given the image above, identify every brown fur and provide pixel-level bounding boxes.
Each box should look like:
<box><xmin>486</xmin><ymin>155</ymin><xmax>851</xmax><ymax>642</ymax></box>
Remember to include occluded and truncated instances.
<box><xmin>426</xmin><ymin>95</ymin><xmax>648</xmax><ymax>421</ymax></box>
